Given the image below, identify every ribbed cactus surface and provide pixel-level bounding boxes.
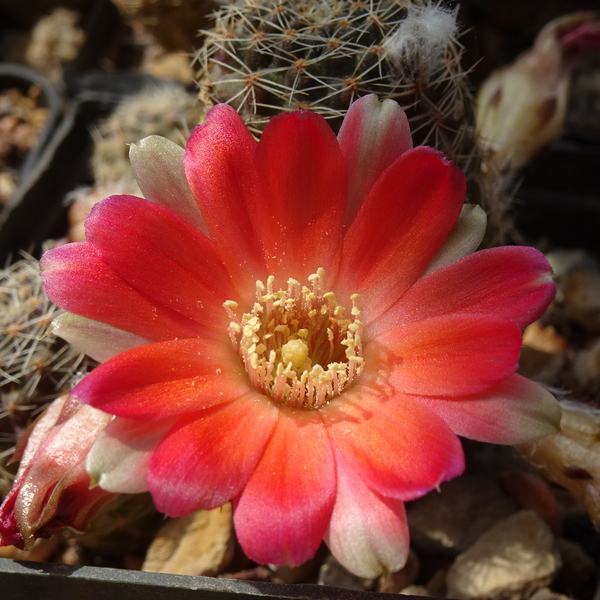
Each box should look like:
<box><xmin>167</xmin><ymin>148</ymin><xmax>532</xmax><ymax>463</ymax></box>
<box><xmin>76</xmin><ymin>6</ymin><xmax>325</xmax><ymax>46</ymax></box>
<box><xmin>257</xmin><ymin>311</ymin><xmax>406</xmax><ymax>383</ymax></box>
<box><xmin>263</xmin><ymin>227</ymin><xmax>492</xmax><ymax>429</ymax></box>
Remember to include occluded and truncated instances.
<box><xmin>196</xmin><ymin>0</ymin><xmax>475</xmax><ymax>171</ymax></box>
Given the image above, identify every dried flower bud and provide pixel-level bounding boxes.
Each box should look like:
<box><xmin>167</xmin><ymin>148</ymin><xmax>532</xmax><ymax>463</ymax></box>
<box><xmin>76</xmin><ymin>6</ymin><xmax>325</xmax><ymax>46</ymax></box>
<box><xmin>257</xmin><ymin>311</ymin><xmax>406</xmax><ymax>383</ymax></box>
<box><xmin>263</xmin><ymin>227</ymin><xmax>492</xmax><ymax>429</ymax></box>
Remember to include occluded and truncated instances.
<box><xmin>477</xmin><ymin>13</ymin><xmax>600</xmax><ymax>171</ymax></box>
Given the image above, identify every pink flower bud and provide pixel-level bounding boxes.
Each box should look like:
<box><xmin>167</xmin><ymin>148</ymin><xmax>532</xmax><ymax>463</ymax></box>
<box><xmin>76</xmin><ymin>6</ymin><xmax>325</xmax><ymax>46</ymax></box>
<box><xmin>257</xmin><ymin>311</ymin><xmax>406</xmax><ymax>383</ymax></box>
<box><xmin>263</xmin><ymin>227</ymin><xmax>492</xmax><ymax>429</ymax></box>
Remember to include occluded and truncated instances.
<box><xmin>0</xmin><ymin>394</ymin><xmax>115</xmax><ymax>550</ymax></box>
<box><xmin>477</xmin><ymin>13</ymin><xmax>600</xmax><ymax>171</ymax></box>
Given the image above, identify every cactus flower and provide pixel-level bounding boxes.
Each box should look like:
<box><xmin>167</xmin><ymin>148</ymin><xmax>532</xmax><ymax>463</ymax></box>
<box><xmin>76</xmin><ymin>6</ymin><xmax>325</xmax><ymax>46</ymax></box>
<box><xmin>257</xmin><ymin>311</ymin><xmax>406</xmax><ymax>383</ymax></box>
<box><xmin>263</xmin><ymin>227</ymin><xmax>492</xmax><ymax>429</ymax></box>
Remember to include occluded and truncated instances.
<box><xmin>1</xmin><ymin>95</ymin><xmax>560</xmax><ymax>577</ymax></box>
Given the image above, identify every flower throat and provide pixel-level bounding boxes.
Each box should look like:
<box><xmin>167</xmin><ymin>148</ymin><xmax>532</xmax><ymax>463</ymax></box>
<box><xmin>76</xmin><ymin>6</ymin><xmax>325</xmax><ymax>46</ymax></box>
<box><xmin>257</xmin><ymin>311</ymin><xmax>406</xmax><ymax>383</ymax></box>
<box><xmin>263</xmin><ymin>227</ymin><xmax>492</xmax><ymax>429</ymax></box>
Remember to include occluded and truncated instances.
<box><xmin>225</xmin><ymin>268</ymin><xmax>363</xmax><ymax>410</ymax></box>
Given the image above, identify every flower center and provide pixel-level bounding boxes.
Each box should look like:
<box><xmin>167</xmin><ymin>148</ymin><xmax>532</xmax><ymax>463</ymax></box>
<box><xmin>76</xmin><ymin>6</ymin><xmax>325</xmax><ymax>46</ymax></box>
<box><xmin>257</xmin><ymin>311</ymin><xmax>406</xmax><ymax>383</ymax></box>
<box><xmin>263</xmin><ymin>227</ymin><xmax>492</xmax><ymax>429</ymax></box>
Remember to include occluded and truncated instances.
<box><xmin>225</xmin><ymin>268</ymin><xmax>364</xmax><ymax>410</ymax></box>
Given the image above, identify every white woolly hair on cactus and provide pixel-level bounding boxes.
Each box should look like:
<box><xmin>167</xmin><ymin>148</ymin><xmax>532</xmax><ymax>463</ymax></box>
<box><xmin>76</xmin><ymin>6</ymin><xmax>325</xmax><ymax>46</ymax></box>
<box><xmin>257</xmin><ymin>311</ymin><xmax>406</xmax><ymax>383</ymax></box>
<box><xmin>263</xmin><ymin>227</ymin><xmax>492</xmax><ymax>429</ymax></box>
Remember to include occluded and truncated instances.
<box><xmin>384</xmin><ymin>1</ymin><xmax>460</xmax><ymax>81</ymax></box>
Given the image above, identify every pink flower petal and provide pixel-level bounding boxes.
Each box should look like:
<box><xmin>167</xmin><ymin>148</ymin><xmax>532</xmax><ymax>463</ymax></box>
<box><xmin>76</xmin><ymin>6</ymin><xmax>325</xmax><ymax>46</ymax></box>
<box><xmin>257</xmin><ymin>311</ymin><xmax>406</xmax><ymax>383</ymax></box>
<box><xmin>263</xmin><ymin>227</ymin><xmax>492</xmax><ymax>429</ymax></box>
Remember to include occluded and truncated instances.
<box><xmin>129</xmin><ymin>135</ymin><xmax>208</xmax><ymax>234</ymax></box>
<box><xmin>322</xmin><ymin>384</ymin><xmax>464</xmax><ymax>501</ymax></box>
<box><xmin>337</xmin><ymin>147</ymin><xmax>465</xmax><ymax>323</ymax></box>
<box><xmin>184</xmin><ymin>105</ymin><xmax>265</xmax><ymax>299</ymax></box>
<box><xmin>51</xmin><ymin>313</ymin><xmax>150</xmax><ymax>363</ymax></box>
<box><xmin>148</xmin><ymin>392</ymin><xmax>278</xmax><ymax>515</ymax></box>
<box><xmin>325</xmin><ymin>447</ymin><xmax>409</xmax><ymax>578</ymax></box>
<box><xmin>85</xmin><ymin>195</ymin><xmax>235</xmax><ymax>336</ymax></box>
<box><xmin>370</xmin><ymin>246</ymin><xmax>555</xmax><ymax>337</ymax></box>
<box><xmin>413</xmin><ymin>374</ymin><xmax>561</xmax><ymax>444</ymax></box>
<box><xmin>87</xmin><ymin>416</ymin><xmax>177</xmax><ymax>493</ymax></box>
<box><xmin>234</xmin><ymin>408</ymin><xmax>336</xmax><ymax>566</ymax></box>
<box><xmin>252</xmin><ymin>111</ymin><xmax>347</xmax><ymax>285</ymax></box>
<box><xmin>422</xmin><ymin>204</ymin><xmax>487</xmax><ymax>275</ymax></box>
<box><xmin>370</xmin><ymin>314</ymin><xmax>522</xmax><ymax>396</ymax></box>
<box><xmin>72</xmin><ymin>338</ymin><xmax>252</xmax><ymax>420</ymax></box>
<box><xmin>41</xmin><ymin>243</ymin><xmax>209</xmax><ymax>341</ymax></box>
<box><xmin>338</xmin><ymin>94</ymin><xmax>412</xmax><ymax>224</ymax></box>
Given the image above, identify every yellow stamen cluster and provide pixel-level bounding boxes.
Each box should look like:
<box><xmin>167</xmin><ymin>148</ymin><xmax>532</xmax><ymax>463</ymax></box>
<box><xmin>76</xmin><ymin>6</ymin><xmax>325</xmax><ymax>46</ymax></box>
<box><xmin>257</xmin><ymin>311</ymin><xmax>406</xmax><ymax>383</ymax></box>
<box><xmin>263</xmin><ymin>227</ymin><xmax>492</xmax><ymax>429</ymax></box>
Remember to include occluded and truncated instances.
<box><xmin>225</xmin><ymin>268</ymin><xmax>363</xmax><ymax>410</ymax></box>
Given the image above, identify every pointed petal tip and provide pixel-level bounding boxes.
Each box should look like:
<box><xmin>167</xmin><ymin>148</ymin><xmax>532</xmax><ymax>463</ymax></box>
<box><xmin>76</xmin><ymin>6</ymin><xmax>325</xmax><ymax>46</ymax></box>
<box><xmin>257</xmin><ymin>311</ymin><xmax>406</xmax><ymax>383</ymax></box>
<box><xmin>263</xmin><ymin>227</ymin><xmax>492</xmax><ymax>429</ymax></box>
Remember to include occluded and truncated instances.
<box><xmin>413</xmin><ymin>375</ymin><xmax>562</xmax><ymax>445</ymax></box>
<box><xmin>502</xmin><ymin>383</ymin><xmax>562</xmax><ymax>443</ymax></box>
<box><xmin>339</xmin><ymin>95</ymin><xmax>412</xmax><ymax>222</ymax></box>
<box><xmin>129</xmin><ymin>134</ymin><xmax>171</xmax><ymax>153</ymax></box>
<box><xmin>50</xmin><ymin>312</ymin><xmax>150</xmax><ymax>363</ymax></box>
<box><xmin>535</xmin><ymin>390</ymin><xmax>563</xmax><ymax>437</ymax></box>
<box><xmin>423</xmin><ymin>204</ymin><xmax>487</xmax><ymax>275</ymax></box>
<box><xmin>198</xmin><ymin>103</ymin><xmax>248</xmax><ymax>136</ymax></box>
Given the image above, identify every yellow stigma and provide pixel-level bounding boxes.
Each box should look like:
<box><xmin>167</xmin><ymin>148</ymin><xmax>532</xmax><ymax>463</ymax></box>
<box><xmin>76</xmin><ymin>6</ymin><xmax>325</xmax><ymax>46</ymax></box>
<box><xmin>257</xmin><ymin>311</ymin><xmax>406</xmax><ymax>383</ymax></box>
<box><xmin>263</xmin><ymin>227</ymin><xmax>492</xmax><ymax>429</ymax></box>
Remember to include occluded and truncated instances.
<box><xmin>281</xmin><ymin>339</ymin><xmax>311</xmax><ymax>373</ymax></box>
<box><xmin>225</xmin><ymin>268</ymin><xmax>363</xmax><ymax>410</ymax></box>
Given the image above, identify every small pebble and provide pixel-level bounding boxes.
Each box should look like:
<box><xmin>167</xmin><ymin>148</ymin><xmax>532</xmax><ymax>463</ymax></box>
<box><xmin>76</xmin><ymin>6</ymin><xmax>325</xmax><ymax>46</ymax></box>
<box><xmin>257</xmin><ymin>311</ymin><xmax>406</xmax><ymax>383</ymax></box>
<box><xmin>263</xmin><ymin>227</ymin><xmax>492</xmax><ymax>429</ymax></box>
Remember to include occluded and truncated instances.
<box><xmin>446</xmin><ymin>510</ymin><xmax>561</xmax><ymax>600</ymax></box>
<box><xmin>408</xmin><ymin>473</ymin><xmax>517</xmax><ymax>555</ymax></box>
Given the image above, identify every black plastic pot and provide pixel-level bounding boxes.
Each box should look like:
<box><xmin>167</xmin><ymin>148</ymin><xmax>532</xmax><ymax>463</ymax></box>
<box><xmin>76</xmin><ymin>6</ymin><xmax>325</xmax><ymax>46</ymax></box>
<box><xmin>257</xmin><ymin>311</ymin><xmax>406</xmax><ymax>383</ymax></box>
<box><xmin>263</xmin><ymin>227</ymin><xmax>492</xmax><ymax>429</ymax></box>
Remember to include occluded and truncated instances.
<box><xmin>0</xmin><ymin>63</ymin><xmax>63</xmax><ymax>195</ymax></box>
<box><xmin>0</xmin><ymin>70</ymin><xmax>169</xmax><ymax>264</ymax></box>
<box><xmin>0</xmin><ymin>558</ymin><xmax>410</xmax><ymax>600</ymax></box>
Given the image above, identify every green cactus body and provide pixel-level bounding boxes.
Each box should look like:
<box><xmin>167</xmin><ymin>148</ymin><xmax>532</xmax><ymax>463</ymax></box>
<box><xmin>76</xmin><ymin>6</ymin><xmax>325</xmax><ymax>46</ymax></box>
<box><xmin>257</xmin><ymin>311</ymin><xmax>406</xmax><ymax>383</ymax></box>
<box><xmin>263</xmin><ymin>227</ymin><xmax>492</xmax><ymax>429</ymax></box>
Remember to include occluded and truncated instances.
<box><xmin>196</xmin><ymin>0</ymin><xmax>476</xmax><ymax>172</ymax></box>
<box><xmin>92</xmin><ymin>84</ymin><xmax>206</xmax><ymax>187</ymax></box>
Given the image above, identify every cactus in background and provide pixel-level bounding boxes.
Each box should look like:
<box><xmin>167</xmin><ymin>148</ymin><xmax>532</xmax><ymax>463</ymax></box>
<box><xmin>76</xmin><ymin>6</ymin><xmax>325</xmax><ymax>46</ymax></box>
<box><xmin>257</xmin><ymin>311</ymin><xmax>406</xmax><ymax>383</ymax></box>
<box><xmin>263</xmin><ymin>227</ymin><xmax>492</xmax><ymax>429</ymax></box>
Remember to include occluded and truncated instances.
<box><xmin>92</xmin><ymin>84</ymin><xmax>207</xmax><ymax>188</ymax></box>
<box><xmin>66</xmin><ymin>84</ymin><xmax>209</xmax><ymax>243</ymax></box>
<box><xmin>0</xmin><ymin>253</ymin><xmax>92</xmax><ymax>494</ymax></box>
<box><xmin>195</xmin><ymin>0</ymin><xmax>477</xmax><ymax>173</ymax></box>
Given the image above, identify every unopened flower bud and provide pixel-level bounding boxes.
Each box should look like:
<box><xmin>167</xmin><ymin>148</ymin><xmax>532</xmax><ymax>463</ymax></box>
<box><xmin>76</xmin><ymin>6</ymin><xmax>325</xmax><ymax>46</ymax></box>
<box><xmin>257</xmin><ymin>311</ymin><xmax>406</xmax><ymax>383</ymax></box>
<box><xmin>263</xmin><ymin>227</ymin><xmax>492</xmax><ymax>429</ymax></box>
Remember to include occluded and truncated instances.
<box><xmin>0</xmin><ymin>394</ymin><xmax>115</xmax><ymax>549</ymax></box>
<box><xmin>477</xmin><ymin>13</ymin><xmax>600</xmax><ymax>171</ymax></box>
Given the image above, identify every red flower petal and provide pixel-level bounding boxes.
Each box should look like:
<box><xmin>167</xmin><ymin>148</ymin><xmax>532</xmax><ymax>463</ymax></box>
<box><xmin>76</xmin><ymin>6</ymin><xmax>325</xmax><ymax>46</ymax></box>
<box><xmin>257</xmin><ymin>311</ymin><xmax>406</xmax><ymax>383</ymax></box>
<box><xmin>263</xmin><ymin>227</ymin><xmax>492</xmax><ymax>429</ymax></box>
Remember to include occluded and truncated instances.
<box><xmin>413</xmin><ymin>374</ymin><xmax>561</xmax><ymax>444</ymax></box>
<box><xmin>148</xmin><ymin>393</ymin><xmax>278</xmax><ymax>515</ymax></box>
<box><xmin>325</xmin><ymin>447</ymin><xmax>409</xmax><ymax>578</ymax></box>
<box><xmin>322</xmin><ymin>385</ymin><xmax>464</xmax><ymax>501</ymax></box>
<box><xmin>184</xmin><ymin>105</ymin><xmax>265</xmax><ymax>298</ymax></box>
<box><xmin>85</xmin><ymin>195</ymin><xmax>236</xmax><ymax>336</ymax></box>
<box><xmin>370</xmin><ymin>314</ymin><xmax>522</xmax><ymax>396</ymax></box>
<box><xmin>337</xmin><ymin>147</ymin><xmax>465</xmax><ymax>322</ymax></box>
<box><xmin>41</xmin><ymin>243</ymin><xmax>208</xmax><ymax>341</ymax></box>
<box><xmin>338</xmin><ymin>94</ymin><xmax>412</xmax><ymax>224</ymax></box>
<box><xmin>234</xmin><ymin>408</ymin><xmax>336</xmax><ymax>566</ymax></box>
<box><xmin>252</xmin><ymin>111</ymin><xmax>347</xmax><ymax>285</ymax></box>
<box><xmin>72</xmin><ymin>339</ymin><xmax>251</xmax><ymax>419</ymax></box>
<box><xmin>370</xmin><ymin>246</ymin><xmax>555</xmax><ymax>337</ymax></box>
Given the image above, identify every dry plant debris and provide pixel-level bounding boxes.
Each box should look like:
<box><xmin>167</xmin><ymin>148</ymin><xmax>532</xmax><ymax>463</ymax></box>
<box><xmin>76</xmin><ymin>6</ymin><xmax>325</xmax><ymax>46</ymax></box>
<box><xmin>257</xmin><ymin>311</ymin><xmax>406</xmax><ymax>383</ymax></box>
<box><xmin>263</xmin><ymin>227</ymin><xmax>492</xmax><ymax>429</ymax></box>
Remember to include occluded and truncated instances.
<box><xmin>0</xmin><ymin>86</ymin><xmax>48</xmax><ymax>205</ymax></box>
